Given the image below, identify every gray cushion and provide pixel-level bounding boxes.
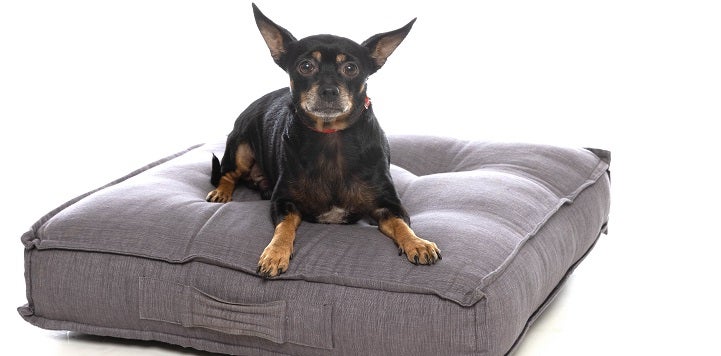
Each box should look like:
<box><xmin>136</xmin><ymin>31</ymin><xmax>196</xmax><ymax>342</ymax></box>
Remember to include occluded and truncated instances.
<box><xmin>18</xmin><ymin>135</ymin><xmax>611</xmax><ymax>355</ymax></box>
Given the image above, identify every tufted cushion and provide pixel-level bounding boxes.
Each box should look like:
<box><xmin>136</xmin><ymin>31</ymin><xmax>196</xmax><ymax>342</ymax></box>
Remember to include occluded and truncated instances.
<box><xmin>19</xmin><ymin>135</ymin><xmax>610</xmax><ymax>355</ymax></box>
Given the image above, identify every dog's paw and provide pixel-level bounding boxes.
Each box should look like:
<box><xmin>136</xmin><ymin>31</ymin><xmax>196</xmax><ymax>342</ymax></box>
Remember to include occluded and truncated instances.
<box><xmin>206</xmin><ymin>188</ymin><xmax>232</xmax><ymax>203</ymax></box>
<box><xmin>398</xmin><ymin>237</ymin><xmax>441</xmax><ymax>265</ymax></box>
<box><xmin>257</xmin><ymin>242</ymin><xmax>293</xmax><ymax>278</ymax></box>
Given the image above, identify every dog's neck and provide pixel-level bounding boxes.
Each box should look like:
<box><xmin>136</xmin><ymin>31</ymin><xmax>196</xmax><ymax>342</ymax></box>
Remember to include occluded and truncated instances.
<box><xmin>307</xmin><ymin>125</ymin><xmax>343</xmax><ymax>134</ymax></box>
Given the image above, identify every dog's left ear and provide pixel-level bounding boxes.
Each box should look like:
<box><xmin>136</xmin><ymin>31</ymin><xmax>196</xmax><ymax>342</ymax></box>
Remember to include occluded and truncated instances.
<box><xmin>362</xmin><ymin>18</ymin><xmax>416</xmax><ymax>73</ymax></box>
<box><xmin>252</xmin><ymin>3</ymin><xmax>297</xmax><ymax>69</ymax></box>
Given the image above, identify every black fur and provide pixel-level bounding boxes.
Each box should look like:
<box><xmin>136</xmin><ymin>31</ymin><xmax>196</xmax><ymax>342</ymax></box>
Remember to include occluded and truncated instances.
<box><xmin>210</xmin><ymin>154</ymin><xmax>221</xmax><ymax>187</ymax></box>
<box><xmin>206</xmin><ymin>4</ymin><xmax>437</xmax><ymax>277</ymax></box>
<box><xmin>212</xmin><ymin>88</ymin><xmax>409</xmax><ymax>225</ymax></box>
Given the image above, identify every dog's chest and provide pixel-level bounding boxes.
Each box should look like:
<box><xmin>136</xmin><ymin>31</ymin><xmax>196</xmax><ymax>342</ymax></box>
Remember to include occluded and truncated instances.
<box><xmin>288</xmin><ymin>136</ymin><xmax>375</xmax><ymax>223</ymax></box>
<box><xmin>316</xmin><ymin>206</ymin><xmax>350</xmax><ymax>224</ymax></box>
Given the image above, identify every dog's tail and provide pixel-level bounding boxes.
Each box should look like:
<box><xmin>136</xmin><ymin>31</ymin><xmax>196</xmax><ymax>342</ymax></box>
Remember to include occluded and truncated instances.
<box><xmin>210</xmin><ymin>154</ymin><xmax>221</xmax><ymax>187</ymax></box>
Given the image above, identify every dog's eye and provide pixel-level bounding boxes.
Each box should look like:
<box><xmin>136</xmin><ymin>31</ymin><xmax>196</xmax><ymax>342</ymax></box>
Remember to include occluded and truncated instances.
<box><xmin>341</xmin><ymin>62</ymin><xmax>359</xmax><ymax>78</ymax></box>
<box><xmin>297</xmin><ymin>60</ymin><xmax>316</xmax><ymax>76</ymax></box>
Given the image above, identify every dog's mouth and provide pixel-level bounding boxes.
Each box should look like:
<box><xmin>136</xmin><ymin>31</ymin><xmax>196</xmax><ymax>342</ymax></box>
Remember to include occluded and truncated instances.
<box><xmin>299</xmin><ymin>86</ymin><xmax>354</xmax><ymax>123</ymax></box>
<box><xmin>302</xmin><ymin>103</ymin><xmax>352</xmax><ymax>122</ymax></box>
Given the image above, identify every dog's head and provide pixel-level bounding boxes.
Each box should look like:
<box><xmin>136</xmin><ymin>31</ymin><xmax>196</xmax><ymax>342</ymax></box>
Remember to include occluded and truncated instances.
<box><xmin>252</xmin><ymin>4</ymin><xmax>414</xmax><ymax>133</ymax></box>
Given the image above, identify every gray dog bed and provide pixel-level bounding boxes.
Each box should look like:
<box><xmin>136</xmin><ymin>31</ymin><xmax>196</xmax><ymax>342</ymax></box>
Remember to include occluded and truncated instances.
<box><xmin>18</xmin><ymin>135</ymin><xmax>610</xmax><ymax>355</ymax></box>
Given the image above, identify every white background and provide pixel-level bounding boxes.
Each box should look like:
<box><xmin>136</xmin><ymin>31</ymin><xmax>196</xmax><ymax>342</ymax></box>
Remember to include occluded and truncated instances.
<box><xmin>1</xmin><ymin>1</ymin><xmax>720</xmax><ymax>355</ymax></box>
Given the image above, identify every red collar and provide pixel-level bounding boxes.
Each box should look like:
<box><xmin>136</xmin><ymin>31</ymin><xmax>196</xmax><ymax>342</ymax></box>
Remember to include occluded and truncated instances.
<box><xmin>314</xmin><ymin>126</ymin><xmax>342</xmax><ymax>134</ymax></box>
<box><xmin>303</xmin><ymin>96</ymin><xmax>371</xmax><ymax>134</ymax></box>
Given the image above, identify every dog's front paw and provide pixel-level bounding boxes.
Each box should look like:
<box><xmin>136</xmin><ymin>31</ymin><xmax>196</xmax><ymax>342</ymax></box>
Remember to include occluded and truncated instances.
<box><xmin>206</xmin><ymin>188</ymin><xmax>232</xmax><ymax>203</ymax></box>
<box><xmin>399</xmin><ymin>237</ymin><xmax>441</xmax><ymax>265</ymax></box>
<box><xmin>257</xmin><ymin>242</ymin><xmax>293</xmax><ymax>278</ymax></box>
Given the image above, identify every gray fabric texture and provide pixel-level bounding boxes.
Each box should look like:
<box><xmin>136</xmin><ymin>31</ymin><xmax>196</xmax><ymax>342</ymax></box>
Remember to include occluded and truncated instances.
<box><xmin>19</xmin><ymin>135</ymin><xmax>611</xmax><ymax>355</ymax></box>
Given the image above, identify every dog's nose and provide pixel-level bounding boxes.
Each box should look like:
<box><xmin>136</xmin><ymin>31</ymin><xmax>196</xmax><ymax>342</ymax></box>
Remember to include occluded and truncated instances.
<box><xmin>320</xmin><ymin>85</ymin><xmax>340</xmax><ymax>99</ymax></box>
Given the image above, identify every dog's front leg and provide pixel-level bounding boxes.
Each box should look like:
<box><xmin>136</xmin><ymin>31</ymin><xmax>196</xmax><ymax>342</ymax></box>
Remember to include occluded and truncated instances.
<box><xmin>257</xmin><ymin>198</ymin><xmax>301</xmax><ymax>278</ymax></box>
<box><xmin>373</xmin><ymin>208</ymin><xmax>441</xmax><ymax>265</ymax></box>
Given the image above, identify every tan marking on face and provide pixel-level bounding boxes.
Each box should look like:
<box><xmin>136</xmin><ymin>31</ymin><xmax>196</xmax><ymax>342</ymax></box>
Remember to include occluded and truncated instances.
<box><xmin>312</xmin><ymin>51</ymin><xmax>322</xmax><ymax>62</ymax></box>
<box><xmin>299</xmin><ymin>84</ymin><xmax>354</xmax><ymax>131</ymax></box>
<box><xmin>336</xmin><ymin>53</ymin><xmax>347</xmax><ymax>63</ymax></box>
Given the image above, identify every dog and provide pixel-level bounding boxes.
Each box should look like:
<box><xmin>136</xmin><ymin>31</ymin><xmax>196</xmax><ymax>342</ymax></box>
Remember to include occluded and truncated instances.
<box><xmin>206</xmin><ymin>4</ymin><xmax>440</xmax><ymax>278</ymax></box>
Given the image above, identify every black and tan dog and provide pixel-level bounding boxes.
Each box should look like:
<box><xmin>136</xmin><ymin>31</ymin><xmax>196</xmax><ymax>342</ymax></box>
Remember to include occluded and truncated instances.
<box><xmin>207</xmin><ymin>4</ymin><xmax>440</xmax><ymax>278</ymax></box>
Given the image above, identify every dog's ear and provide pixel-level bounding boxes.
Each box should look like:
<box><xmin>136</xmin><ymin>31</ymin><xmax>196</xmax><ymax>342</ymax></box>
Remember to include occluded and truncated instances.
<box><xmin>361</xmin><ymin>18</ymin><xmax>416</xmax><ymax>73</ymax></box>
<box><xmin>252</xmin><ymin>3</ymin><xmax>297</xmax><ymax>69</ymax></box>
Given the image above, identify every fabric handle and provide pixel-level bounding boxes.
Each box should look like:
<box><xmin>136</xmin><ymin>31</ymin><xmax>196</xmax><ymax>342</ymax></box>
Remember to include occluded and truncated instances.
<box><xmin>138</xmin><ymin>277</ymin><xmax>332</xmax><ymax>349</ymax></box>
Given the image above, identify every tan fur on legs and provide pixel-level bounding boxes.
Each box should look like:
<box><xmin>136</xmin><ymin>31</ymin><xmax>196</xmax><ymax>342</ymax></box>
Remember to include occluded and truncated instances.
<box><xmin>206</xmin><ymin>143</ymin><xmax>255</xmax><ymax>203</ymax></box>
<box><xmin>257</xmin><ymin>212</ymin><xmax>301</xmax><ymax>277</ymax></box>
<box><xmin>377</xmin><ymin>216</ymin><xmax>440</xmax><ymax>265</ymax></box>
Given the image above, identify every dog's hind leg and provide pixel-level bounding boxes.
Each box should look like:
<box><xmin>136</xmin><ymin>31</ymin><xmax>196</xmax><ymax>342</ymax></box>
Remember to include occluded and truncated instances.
<box><xmin>206</xmin><ymin>142</ymin><xmax>255</xmax><ymax>203</ymax></box>
<box><xmin>247</xmin><ymin>162</ymin><xmax>272</xmax><ymax>200</ymax></box>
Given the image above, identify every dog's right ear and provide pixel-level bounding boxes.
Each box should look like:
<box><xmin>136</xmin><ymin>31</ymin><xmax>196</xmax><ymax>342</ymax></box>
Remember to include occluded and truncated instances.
<box><xmin>252</xmin><ymin>4</ymin><xmax>297</xmax><ymax>69</ymax></box>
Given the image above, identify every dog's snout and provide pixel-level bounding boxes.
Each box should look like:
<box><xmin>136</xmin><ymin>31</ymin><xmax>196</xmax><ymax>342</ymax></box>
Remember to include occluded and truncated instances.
<box><xmin>320</xmin><ymin>85</ymin><xmax>340</xmax><ymax>99</ymax></box>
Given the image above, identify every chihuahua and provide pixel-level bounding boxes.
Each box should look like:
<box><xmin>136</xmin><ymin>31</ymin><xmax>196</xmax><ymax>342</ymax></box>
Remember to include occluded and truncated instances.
<box><xmin>206</xmin><ymin>4</ymin><xmax>440</xmax><ymax>278</ymax></box>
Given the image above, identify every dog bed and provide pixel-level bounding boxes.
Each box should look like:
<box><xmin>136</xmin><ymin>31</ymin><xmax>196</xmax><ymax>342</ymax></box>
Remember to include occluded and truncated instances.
<box><xmin>18</xmin><ymin>135</ymin><xmax>610</xmax><ymax>355</ymax></box>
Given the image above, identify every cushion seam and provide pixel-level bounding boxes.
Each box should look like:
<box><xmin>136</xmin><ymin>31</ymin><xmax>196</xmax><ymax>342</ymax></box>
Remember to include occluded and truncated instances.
<box><xmin>478</xmin><ymin>158</ymin><xmax>610</xmax><ymax>293</ymax></box>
